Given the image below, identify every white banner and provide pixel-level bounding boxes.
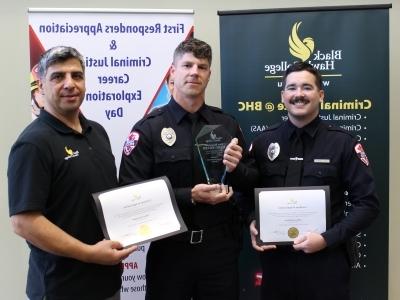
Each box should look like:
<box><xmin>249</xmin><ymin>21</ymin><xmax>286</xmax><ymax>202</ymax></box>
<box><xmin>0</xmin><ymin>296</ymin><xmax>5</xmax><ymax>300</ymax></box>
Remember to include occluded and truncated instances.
<box><xmin>28</xmin><ymin>8</ymin><xmax>194</xmax><ymax>299</ymax></box>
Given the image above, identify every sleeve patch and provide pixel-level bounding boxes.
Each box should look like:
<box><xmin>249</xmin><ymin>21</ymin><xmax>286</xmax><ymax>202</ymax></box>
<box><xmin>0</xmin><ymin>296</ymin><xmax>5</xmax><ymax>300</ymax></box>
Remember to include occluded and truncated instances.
<box><xmin>123</xmin><ymin>131</ymin><xmax>140</xmax><ymax>156</ymax></box>
<box><xmin>354</xmin><ymin>143</ymin><xmax>369</xmax><ymax>166</ymax></box>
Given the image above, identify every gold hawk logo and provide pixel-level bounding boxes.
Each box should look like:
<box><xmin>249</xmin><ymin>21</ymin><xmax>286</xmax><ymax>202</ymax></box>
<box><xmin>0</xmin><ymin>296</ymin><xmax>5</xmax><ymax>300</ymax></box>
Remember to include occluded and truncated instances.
<box><xmin>64</xmin><ymin>146</ymin><xmax>79</xmax><ymax>160</ymax></box>
<box><xmin>289</xmin><ymin>21</ymin><xmax>315</xmax><ymax>61</ymax></box>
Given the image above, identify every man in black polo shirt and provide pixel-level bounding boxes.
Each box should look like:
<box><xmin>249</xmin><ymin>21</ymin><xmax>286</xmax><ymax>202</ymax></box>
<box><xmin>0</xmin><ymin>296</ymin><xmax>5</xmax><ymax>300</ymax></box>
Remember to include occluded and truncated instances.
<box><xmin>8</xmin><ymin>46</ymin><xmax>136</xmax><ymax>300</ymax></box>
<box><xmin>119</xmin><ymin>38</ymin><xmax>249</xmax><ymax>300</ymax></box>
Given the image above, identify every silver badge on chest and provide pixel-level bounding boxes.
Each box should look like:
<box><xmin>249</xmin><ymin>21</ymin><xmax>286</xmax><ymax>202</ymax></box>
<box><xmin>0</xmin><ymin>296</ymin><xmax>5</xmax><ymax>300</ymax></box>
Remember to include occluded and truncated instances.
<box><xmin>161</xmin><ymin>127</ymin><xmax>176</xmax><ymax>146</ymax></box>
<box><xmin>267</xmin><ymin>142</ymin><xmax>280</xmax><ymax>161</ymax></box>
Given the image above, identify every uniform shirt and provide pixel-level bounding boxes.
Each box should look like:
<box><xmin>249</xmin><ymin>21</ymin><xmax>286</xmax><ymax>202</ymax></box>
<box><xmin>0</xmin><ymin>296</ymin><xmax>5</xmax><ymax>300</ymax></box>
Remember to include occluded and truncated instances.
<box><xmin>250</xmin><ymin>117</ymin><xmax>379</xmax><ymax>247</ymax></box>
<box><xmin>119</xmin><ymin>99</ymin><xmax>249</xmax><ymax>229</ymax></box>
<box><xmin>8</xmin><ymin>110</ymin><xmax>121</xmax><ymax>300</ymax></box>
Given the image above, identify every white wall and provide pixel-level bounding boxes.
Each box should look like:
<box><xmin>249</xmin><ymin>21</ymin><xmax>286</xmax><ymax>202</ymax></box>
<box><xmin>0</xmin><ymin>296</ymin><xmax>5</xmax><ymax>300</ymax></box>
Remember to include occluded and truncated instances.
<box><xmin>1</xmin><ymin>1</ymin><xmax>398</xmax><ymax>299</ymax></box>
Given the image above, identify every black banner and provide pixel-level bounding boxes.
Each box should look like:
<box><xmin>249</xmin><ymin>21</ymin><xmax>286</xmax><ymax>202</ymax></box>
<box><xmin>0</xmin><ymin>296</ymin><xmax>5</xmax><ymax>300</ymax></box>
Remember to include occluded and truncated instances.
<box><xmin>219</xmin><ymin>5</ymin><xmax>390</xmax><ymax>300</ymax></box>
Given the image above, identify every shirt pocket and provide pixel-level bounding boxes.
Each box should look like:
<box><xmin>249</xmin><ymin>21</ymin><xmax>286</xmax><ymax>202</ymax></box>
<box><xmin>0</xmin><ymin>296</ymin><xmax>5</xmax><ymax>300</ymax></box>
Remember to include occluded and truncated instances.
<box><xmin>303</xmin><ymin>163</ymin><xmax>338</xmax><ymax>186</ymax></box>
<box><xmin>259</xmin><ymin>161</ymin><xmax>287</xmax><ymax>186</ymax></box>
<box><xmin>154</xmin><ymin>147</ymin><xmax>192</xmax><ymax>183</ymax></box>
<box><xmin>154</xmin><ymin>147</ymin><xmax>191</xmax><ymax>163</ymax></box>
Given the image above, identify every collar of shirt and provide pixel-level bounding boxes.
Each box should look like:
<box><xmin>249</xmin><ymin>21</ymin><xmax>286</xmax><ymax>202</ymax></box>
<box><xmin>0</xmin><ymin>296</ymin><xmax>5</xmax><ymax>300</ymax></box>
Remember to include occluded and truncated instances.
<box><xmin>39</xmin><ymin>109</ymin><xmax>91</xmax><ymax>134</ymax></box>
<box><xmin>286</xmin><ymin>116</ymin><xmax>322</xmax><ymax>141</ymax></box>
<box><xmin>167</xmin><ymin>98</ymin><xmax>214</xmax><ymax>125</ymax></box>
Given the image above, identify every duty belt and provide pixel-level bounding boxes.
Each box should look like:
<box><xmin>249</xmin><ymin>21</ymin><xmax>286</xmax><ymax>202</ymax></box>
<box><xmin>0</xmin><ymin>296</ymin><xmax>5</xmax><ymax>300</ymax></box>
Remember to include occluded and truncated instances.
<box><xmin>190</xmin><ymin>230</ymin><xmax>203</xmax><ymax>244</ymax></box>
<box><xmin>171</xmin><ymin>223</ymin><xmax>233</xmax><ymax>244</ymax></box>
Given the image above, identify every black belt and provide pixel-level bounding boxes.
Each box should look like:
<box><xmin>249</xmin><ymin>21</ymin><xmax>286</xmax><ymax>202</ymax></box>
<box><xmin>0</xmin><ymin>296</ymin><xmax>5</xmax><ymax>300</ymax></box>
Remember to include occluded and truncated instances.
<box><xmin>171</xmin><ymin>223</ymin><xmax>233</xmax><ymax>244</ymax></box>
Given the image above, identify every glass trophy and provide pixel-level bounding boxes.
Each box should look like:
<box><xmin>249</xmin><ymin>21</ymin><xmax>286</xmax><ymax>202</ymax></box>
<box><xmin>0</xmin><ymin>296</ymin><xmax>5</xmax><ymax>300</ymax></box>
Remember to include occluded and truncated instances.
<box><xmin>195</xmin><ymin>125</ymin><xmax>232</xmax><ymax>184</ymax></box>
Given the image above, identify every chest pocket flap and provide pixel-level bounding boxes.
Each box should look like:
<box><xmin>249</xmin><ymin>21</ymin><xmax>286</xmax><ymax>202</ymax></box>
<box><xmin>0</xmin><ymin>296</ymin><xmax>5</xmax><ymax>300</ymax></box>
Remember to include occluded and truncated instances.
<box><xmin>303</xmin><ymin>164</ymin><xmax>337</xmax><ymax>178</ymax></box>
<box><xmin>154</xmin><ymin>147</ymin><xmax>191</xmax><ymax>164</ymax></box>
<box><xmin>261</xmin><ymin>161</ymin><xmax>287</xmax><ymax>176</ymax></box>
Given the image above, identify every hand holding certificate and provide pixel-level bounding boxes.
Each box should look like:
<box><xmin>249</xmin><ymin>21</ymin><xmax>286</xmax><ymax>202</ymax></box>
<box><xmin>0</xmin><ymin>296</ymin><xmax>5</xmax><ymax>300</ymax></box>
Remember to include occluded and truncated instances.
<box><xmin>255</xmin><ymin>186</ymin><xmax>330</xmax><ymax>245</ymax></box>
<box><xmin>93</xmin><ymin>176</ymin><xmax>187</xmax><ymax>247</ymax></box>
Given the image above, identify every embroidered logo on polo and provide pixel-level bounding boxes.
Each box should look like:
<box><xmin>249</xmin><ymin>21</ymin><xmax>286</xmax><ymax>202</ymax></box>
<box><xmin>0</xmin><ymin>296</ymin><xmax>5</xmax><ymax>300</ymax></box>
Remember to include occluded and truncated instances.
<box><xmin>64</xmin><ymin>146</ymin><xmax>79</xmax><ymax>160</ymax></box>
<box><xmin>124</xmin><ymin>131</ymin><xmax>140</xmax><ymax>156</ymax></box>
<box><xmin>354</xmin><ymin>143</ymin><xmax>369</xmax><ymax>166</ymax></box>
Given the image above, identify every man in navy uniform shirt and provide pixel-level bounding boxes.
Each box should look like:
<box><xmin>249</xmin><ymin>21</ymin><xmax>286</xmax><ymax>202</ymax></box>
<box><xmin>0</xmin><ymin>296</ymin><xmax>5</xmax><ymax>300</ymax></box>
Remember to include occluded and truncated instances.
<box><xmin>119</xmin><ymin>38</ymin><xmax>248</xmax><ymax>300</ymax></box>
<box><xmin>238</xmin><ymin>62</ymin><xmax>379</xmax><ymax>300</ymax></box>
<box><xmin>8</xmin><ymin>46</ymin><xmax>136</xmax><ymax>300</ymax></box>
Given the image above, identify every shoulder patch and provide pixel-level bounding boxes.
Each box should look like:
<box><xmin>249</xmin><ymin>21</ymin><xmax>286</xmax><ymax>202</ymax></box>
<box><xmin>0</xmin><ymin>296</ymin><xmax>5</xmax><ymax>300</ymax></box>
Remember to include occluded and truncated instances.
<box><xmin>354</xmin><ymin>143</ymin><xmax>369</xmax><ymax>166</ymax></box>
<box><xmin>123</xmin><ymin>131</ymin><xmax>140</xmax><ymax>156</ymax></box>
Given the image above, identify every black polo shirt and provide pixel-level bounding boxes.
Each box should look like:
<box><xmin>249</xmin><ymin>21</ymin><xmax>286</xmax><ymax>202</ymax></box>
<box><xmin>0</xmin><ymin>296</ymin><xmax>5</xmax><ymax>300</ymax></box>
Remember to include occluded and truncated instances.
<box><xmin>8</xmin><ymin>110</ymin><xmax>121</xmax><ymax>300</ymax></box>
<box><xmin>250</xmin><ymin>117</ymin><xmax>379</xmax><ymax>247</ymax></box>
<box><xmin>119</xmin><ymin>99</ymin><xmax>249</xmax><ymax>229</ymax></box>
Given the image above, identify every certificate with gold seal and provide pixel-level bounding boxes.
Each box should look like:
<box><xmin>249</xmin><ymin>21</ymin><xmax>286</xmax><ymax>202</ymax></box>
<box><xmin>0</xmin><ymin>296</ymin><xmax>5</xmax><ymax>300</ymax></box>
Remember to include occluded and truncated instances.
<box><xmin>255</xmin><ymin>186</ymin><xmax>330</xmax><ymax>245</ymax></box>
<box><xmin>93</xmin><ymin>176</ymin><xmax>187</xmax><ymax>247</ymax></box>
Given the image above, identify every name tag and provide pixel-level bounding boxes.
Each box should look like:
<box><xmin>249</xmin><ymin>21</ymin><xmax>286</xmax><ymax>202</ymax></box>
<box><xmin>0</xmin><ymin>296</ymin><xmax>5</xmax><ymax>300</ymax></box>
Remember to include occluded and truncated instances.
<box><xmin>314</xmin><ymin>159</ymin><xmax>330</xmax><ymax>164</ymax></box>
<box><xmin>290</xmin><ymin>157</ymin><xmax>303</xmax><ymax>161</ymax></box>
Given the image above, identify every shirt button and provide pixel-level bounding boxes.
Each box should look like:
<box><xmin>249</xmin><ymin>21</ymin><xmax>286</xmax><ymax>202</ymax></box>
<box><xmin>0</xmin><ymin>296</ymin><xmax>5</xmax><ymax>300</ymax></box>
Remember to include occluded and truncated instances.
<box><xmin>88</xmin><ymin>147</ymin><xmax>92</xmax><ymax>150</ymax></box>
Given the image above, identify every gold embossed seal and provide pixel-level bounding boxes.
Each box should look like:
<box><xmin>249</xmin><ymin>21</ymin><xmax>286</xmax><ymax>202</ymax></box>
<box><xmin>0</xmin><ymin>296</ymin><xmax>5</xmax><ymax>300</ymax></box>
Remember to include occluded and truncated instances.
<box><xmin>288</xmin><ymin>227</ymin><xmax>299</xmax><ymax>239</ymax></box>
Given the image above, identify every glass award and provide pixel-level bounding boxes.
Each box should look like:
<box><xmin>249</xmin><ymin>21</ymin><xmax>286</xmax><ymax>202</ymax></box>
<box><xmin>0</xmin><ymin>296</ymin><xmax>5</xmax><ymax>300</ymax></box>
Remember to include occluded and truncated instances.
<box><xmin>195</xmin><ymin>125</ymin><xmax>232</xmax><ymax>184</ymax></box>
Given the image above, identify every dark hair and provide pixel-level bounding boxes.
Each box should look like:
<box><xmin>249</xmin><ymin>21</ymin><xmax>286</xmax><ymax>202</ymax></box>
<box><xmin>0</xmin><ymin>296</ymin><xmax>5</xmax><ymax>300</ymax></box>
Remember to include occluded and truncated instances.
<box><xmin>173</xmin><ymin>38</ymin><xmax>212</xmax><ymax>66</ymax></box>
<box><xmin>282</xmin><ymin>61</ymin><xmax>322</xmax><ymax>90</ymax></box>
<box><xmin>38</xmin><ymin>46</ymin><xmax>85</xmax><ymax>79</ymax></box>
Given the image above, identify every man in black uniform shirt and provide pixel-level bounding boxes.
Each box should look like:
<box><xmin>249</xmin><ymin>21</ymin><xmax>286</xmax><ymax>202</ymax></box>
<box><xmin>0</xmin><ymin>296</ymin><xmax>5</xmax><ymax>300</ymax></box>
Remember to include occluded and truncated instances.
<box><xmin>119</xmin><ymin>38</ymin><xmax>248</xmax><ymax>300</ymax></box>
<box><xmin>243</xmin><ymin>62</ymin><xmax>379</xmax><ymax>300</ymax></box>
<box><xmin>8</xmin><ymin>46</ymin><xmax>136</xmax><ymax>300</ymax></box>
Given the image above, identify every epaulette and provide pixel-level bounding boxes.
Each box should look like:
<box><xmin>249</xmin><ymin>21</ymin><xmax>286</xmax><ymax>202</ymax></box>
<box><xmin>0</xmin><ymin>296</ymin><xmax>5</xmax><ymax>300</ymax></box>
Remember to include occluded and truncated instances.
<box><xmin>207</xmin><ymin>105</ymin><xmax>239</xmax><ymax>121</ymax></box>
<box><xmin>326</xmin><ymin>123</ymin><xmax>354</xmax><ymax>137</ymax></box>
<box><xmin>264</xmin><ymin>122</ymin><xmax>283</xmax><ymax>132</ymax></box>
<box><xmin>207</xmin><ymin>105</ymin><xmax>224</xmax><ymax>114</ymax></box>
<box><xmin>137</xmin><ymin>106</ymin><xmax>166</xmax><ymax>126</ymax></box>
<box><xmin>252</xmin><ymin>122</ymin><xmax>282</xmax><ymax>139</ymax></box>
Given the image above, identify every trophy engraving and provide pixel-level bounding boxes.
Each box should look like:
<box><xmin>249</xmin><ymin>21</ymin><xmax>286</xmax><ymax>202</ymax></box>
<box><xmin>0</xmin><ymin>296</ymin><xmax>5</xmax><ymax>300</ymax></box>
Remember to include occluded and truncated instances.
<box><xmin>195</xmin><ymin>125</ymin><xmax>231</xmax><ymax>184</ymax></box>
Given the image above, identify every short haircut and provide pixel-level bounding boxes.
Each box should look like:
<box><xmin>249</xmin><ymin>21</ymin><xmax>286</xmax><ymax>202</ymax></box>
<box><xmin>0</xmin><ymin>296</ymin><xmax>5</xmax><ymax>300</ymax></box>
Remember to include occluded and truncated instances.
<box><xmin>282</xmin><ymin>61</ymin><xmax>323</xmax><ymax>90</ymax></box>
<box><xmin>173</xmin><ymin>38</ymin><xmax>212</xmax><ymax>66</ymax></box>
<box><xmin>38</xmin><ymin>46</ymin><xmax>85</xmax><ymax>79</ymax></box>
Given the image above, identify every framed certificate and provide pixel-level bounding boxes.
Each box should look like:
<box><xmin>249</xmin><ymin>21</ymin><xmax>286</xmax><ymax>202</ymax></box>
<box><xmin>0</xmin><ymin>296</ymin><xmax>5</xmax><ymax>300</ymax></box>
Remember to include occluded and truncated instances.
<box><xmin>92</xmin><ymin>176</ymin><xmax>187</xmax><ymax>247</ymax></box>
<box><xmin>255</xmin><ymin>186</ymin><xmax>330</xmax><ymax>245</ymax></box>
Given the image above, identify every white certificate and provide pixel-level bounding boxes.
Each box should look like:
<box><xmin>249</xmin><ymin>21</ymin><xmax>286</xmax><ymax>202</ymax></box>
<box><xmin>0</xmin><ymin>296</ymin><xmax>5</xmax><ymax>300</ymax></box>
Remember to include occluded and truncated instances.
<box><xmin>255</xmin><ymin>186</ymin><xmax>330</xmax><ymax>245</ymax></box>
<box><xmin>93</xmin><ymin>176</ymin><xmax>187</xmax><ymax>247</ymax></box>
